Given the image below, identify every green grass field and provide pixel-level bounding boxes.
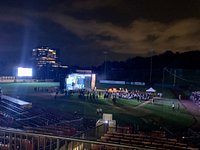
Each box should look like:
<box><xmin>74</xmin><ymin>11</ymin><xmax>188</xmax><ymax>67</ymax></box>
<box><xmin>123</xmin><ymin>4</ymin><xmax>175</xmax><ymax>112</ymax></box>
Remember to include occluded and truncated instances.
<box><xmin>0</xmin><ymin>82</ymin><xmax>195</xmax><ymax>132</ymax></box>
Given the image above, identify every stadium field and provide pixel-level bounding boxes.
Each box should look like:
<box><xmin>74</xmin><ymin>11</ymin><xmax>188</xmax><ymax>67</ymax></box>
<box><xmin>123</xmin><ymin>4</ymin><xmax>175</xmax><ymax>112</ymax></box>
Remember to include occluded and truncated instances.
<box><xmin>0</xmin><ymin>82</ymin><xmax>195</xmax><ymax>132</ymax></box>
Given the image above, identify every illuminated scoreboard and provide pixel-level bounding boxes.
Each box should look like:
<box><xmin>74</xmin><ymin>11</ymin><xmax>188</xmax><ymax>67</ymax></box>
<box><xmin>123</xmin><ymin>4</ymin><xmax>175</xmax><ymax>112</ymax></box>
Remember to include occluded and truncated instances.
<box><xmin>17</xmin><ymin>67</ymin><xmax>33</xmax><ymax>77</ymax></box>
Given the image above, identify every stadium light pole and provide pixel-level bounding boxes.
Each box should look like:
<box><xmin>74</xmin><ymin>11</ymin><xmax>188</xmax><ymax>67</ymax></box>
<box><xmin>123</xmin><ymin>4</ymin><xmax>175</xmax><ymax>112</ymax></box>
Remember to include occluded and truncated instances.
<box><xmin>104</xmin><ymin>51</ymin><xmax>108</xmax><ymax>79</ymax></box>
<box><xmin>162</xmin><ymin>67</ymin><xmax>166</xmax><ymax>92</ymax></box>
<box><xmin>149</xmin><ymin>49</ymin><xmax>154</xmax><ymax>85</ymax></box>
<box><xmin>173</xmin><ymin>69</ymin><xmax>176</xmax><ymax>87</ymax></box>
<box><xmin>161</xmin><ymin>67</ymin><xmax>166</xmax><ymax>110</ymax></box>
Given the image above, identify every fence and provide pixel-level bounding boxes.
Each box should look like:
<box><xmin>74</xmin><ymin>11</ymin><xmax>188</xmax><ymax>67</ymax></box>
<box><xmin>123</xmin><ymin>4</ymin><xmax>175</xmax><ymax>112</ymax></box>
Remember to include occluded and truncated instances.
<box><xmin>0</xmin><ymin>127</ymin><xmax>140</xmax><ymax>150</ymax></box>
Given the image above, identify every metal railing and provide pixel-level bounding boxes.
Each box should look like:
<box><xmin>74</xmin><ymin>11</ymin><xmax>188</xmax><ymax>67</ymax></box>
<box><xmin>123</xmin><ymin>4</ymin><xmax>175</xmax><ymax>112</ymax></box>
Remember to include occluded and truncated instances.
<box><xmin>0</xmin><ymin>127</ymin><xmax>141</xmax><ymax>150</ymax></box>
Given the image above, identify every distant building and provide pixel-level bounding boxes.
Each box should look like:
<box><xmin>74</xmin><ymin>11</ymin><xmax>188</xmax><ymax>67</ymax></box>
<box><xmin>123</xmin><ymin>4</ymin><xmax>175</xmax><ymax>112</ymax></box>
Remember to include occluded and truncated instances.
<box><xmin>32</xmin><ymin>47</ymin><xmax>60</xmax><ymax>68</ymax></box>
<box><xmin>32</xmin><ymin>47</ymin><xmax>68</xmax><ymax>79</ymax></box>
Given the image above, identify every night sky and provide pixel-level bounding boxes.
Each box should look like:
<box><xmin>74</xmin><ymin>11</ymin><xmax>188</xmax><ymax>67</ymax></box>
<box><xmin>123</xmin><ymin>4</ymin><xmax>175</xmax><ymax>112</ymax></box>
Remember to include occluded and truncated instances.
<box><xmin>0</xmin><ymin>0</ymin><xmax>200</xmax><ymax>68</ymax></box>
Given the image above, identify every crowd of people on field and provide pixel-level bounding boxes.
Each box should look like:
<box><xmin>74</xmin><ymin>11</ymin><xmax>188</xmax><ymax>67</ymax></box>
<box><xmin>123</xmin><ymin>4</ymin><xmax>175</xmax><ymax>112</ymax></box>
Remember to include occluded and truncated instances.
<box><xmin>104</xmin><ymin>89</ymin><xmax>153</xmax><ymax>101</ymax></box>
<box><xmin>190</xmin><ymin>91</ymin><xmax>200</xmax><ymax>104</ymax></box>
<box><xmin>66</xmin><ymin>88</ymin><xmax>162</xmax><ymax>102</ymax></box>
<box><xmin>33</xmin><ymin>86</ymin><xmax>59</xmax><ymax>93</ymax></box>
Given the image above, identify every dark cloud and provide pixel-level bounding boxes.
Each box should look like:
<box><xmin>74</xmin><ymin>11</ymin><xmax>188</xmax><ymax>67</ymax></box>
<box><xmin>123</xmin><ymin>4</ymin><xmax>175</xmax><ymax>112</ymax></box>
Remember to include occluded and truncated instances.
<box><xmin>0</xmin><ymin>0</ymin><xmax>200</xmax><ymax>67</ymax></box>
<box><xmin>70</xmin><ymin>0</ymin><xmax>118</xmax><ymax>10</ymax></box>
<box><xmin>55</xmin><ymin>0</ymin><xmax>200</xmax><ymax>24</ymax></box>
<box><xmin>46</xmin><ymin>11</ymin><xmax>200</xmax><ymax>55</ymax></box>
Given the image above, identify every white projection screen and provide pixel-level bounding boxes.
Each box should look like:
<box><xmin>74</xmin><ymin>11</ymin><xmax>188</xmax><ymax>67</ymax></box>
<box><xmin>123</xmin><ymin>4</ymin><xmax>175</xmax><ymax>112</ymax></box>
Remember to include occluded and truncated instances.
<box><xmin>65</xmin><ymin>73</ymin><xmax>96</xmax><ymax>90</ymax></box>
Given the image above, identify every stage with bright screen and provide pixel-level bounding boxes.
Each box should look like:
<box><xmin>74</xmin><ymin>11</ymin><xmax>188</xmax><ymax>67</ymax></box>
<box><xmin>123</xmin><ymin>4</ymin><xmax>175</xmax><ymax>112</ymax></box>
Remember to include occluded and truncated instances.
<box><xmin>17</xmin><ymin>67</ymin><xmax>33</xmax><ymax>77</ymax></box>
<box><xmin>65</xmin><ymin>73</ymin><xmax>96</xmax><ymax>90</ymax></box>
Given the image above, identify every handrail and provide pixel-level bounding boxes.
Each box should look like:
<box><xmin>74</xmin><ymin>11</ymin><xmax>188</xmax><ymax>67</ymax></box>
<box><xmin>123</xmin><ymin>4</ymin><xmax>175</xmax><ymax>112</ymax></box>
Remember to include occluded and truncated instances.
<box><xmin>0</xmin><ymin>127</ymin><xmax>141</xmax><ymax>149</ymax></box>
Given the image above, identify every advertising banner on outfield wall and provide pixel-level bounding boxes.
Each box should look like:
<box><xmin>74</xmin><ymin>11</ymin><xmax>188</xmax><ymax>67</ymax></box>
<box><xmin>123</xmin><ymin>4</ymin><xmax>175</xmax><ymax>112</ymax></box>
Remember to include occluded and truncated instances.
<box><xmin>99</xmin><ymin>80</ymin><xmax>145</xmax><ymax>86</ymax></box>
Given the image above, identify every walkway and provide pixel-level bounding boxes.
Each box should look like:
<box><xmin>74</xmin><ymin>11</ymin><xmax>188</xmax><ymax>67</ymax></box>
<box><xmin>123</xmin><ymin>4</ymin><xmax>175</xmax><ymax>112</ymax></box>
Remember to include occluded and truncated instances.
<box><xmin>180</xmin><ymin>99</ymin><xmax>200</xmax><ymax>131</ymax></box>
<box><xmin>134</xmin><ymin>100</ymin><xmax>151</xmax><ymax>109</ymax></box>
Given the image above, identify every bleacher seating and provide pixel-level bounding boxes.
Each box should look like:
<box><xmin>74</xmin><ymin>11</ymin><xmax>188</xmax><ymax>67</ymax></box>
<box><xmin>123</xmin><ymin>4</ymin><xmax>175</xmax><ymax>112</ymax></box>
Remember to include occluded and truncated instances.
<box><xmin>24</xmin><ymin>124</ymin><xmax>77</xmax><ymax>136</ymax></box>
<box><xmin>95</xmin><ymin>130</ymin><xmax>198</xmax><ymax>150</ymax></box>
<box><xmin>1</xmin><ymin>95</ymin><xmax>32</xmax><ymax>109</ymax></box>
<box><xmin>0</xmin><ymin>98</ymin><xmax>87</xmax><ymax>138</ymax></box>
